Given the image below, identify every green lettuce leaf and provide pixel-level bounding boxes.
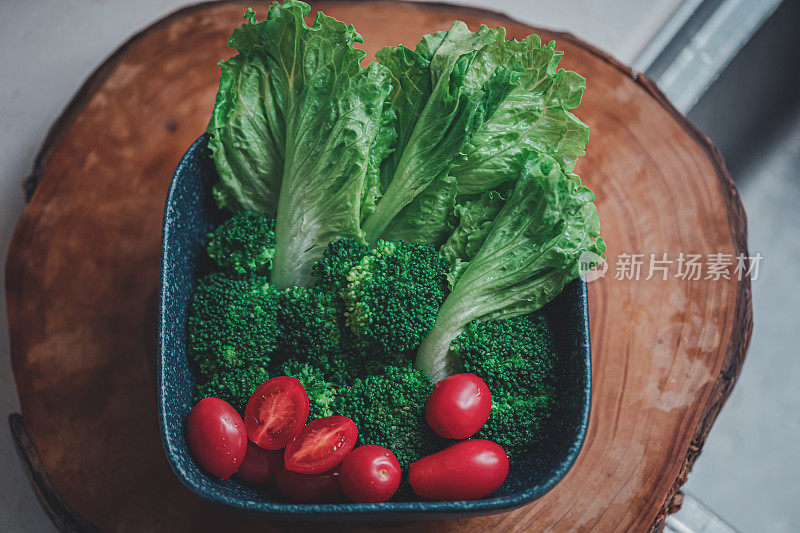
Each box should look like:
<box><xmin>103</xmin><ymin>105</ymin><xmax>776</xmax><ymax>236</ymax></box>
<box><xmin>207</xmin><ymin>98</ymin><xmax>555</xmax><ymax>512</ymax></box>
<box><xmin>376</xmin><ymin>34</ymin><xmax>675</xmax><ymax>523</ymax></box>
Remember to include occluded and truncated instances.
<box><xmin>362</xmin><ymin>97</ymin><xmax>397</xmax><ymax>221</ymax></box>
<box><xmin>207</xmin><ymin>2</ymin><xmax>395</xmax><ymax>289</ymax></box>
<box><xmin>207</xmin><ymin>51</ymin><xmax>284</xmax><ymax>214</ymax></box>
<box><xmin>360</xmin><ymin>22</ymin><xmax>497</xmax><ymax>243</ymax></box>
<box><xmin>439</xmin><ymin>189</ymin><xmax>505</xmax><ymax>285</ymax></box>
<box><xmin>205</xmin><ymin>6</ymin><xmax>604</xmax><ymax>377</ymax></box>
<box><xmin>450</xmin><ymin>29</ymin><xmax>589</xmax><ymax>195</ymax></box>
<box><xmin>416</xmin><ymin>152</ymin><xmax>606</xmax><ymax>381</ymax></box>
<box><xmin>363</xmin><ymin>24</ymin><xmax>588</xmax><ymax>246</ymax></box>
<box><xmin>380</xmin><ymin>172</ymin><xmax>458</xmax><ymax>246</ymax></box>
<box><xmin>379</xmin><ymin>64</ymin><xmax>521</xmax><ymax>247</ymax></box>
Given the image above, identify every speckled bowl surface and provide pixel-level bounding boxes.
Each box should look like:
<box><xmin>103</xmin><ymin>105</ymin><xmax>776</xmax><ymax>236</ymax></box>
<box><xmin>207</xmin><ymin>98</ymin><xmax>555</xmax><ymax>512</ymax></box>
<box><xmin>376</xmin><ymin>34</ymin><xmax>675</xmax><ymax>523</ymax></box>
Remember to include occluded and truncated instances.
<box><xmin>158</xmin><ymin>135</ymin><xmax>592</xmax><ymax>520</ymax></box>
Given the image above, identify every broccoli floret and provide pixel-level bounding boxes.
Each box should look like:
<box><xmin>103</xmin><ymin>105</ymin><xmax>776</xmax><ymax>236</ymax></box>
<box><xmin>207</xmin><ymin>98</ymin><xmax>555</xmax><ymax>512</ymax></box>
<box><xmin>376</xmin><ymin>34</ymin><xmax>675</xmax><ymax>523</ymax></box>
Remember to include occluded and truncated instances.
<box><xmin>195</xmin><ymin>365</ymin><xmax>269</xmax><ymax>413</ymax></box>
<box><xmin>278</xmin><ymin>360</ymin><xmax>338</xmax><ymax>420</ymax></box>
<box><xmin>187</xmin><ymin>272</ymin><xmax>279</xmax><ymax>374</ymax></box>
<box><xmin>339</xmin><ymin>351</ymin><xmax>388</xmax><ymax>383</ymax></box>
<box><xmin>452</xmin><ymin>313</ymin><xmax>555</xmax><ymax>397</ymax></box>
<box><xmin>312</xmin><ymin>238</ymin><xmax>370</xmax><ymax>294</ymax></box>
<box><xmin>475</xmin><ymin>386</ymin><xmax>553</xmax><ymax>460</ymax></box>
<box><xmin>452</xmin><ymin>313</ymin><xmax>556</xmax><ymax>463</ymax></box>
<box><xmin>341</xmin><ymin>240</ymin><xmax>449</xmax><ymax>360</ymax></box>
<box><xmin>276</xmin><ymin>286</ymin><xmax>344</xmax><ymax>372</ymax></box>
<box><xmin>311</xmin><ymin>238</ymin><xmax>441</xmax><ymax>377</ymax></box>
<box><xmin>334</xmin><ymin>364</ymin><xmax>444</xmax><ymax>469</ymax></box>
<box><xmin>207</xmin><ymin>211</ymin><xmax>276</xmax><ymax>275</ymax></box>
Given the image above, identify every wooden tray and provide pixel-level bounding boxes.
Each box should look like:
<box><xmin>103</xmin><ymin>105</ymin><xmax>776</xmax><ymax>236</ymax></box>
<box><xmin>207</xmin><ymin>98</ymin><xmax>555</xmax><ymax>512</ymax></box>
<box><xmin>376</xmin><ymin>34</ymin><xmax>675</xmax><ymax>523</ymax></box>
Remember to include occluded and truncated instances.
<box><xmin>4</xmin><ymin>1</ymin><xmax>752</xmax><ymax>531</ymax></box>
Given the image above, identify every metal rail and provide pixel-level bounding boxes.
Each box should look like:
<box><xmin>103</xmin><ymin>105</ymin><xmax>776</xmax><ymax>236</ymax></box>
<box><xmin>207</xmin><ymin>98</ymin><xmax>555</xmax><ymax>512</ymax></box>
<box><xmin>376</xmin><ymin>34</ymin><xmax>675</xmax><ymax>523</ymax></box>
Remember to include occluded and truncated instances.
<box><xmin>634</xmin><ymin>0</ymin><xmax>782</xmax><ymax>113</ymax></box>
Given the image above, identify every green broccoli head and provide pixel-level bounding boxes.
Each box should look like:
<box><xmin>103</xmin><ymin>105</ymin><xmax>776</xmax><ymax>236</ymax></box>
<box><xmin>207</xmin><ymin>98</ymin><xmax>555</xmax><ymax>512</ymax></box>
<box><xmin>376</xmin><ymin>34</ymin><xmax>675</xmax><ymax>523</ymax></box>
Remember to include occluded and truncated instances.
<box><xmin>476</xmin><ymin>386</ymin><xmax>553</xmax><ymax>461</ymax></box>
<box><xmin>207</xmin><ymin>211</ymin><xmax>276</xmax><ymax>276</ymax></box>
<box><xmin>311</xmin><ymin>238</ymin><xmax>449</xmax><ymax>373</ymax></box>
<box><xmin>278</xmin><ymin>360</ymin><xmax>338</xmax><ymax>420</ymax></box>
<box><xmin>341</xmin><ymin>240</ymin><xmax>449</xmax><ymax>360</ymax></box>
<box><xmin>452</xmin><ymin>313</ymin><xmax>557</xmax><ymax>462</ymax></box>
<box><xmin>194</xmin><ymin>365</ymin><xmax>269</xmax><ymax>413</ymax></box>
<box><xmin>334</xmin><ymin>364</ymin><xmax>445</xmax><ymax>469</ymax></box>
<box><xmin>452</xmin><ymin>313</ymin><xmax>555</xmax><ymax>398</ymax></box>
<box><xmin>187</xmin><ymin>272</ymin><xmax>279</xmax><ymax>374</ymax></box>
<box><xmin>312</xmin><ymin>238</ymin><xmax>370</xmax><ymax>294</ymax></box>
<box><xmin>276</xmin><ymin>286</ymin><xmax>344</xmax><ymax>372</ymax></box>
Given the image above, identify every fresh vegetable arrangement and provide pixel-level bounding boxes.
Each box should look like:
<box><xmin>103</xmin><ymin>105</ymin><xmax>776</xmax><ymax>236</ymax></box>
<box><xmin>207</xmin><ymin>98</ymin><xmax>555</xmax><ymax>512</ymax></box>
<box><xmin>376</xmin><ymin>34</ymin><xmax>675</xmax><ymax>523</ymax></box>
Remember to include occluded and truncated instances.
<box><xmin>184</xmin><ymin>0</ymin><xmax>604</xmax><ymax>503</ymax></box>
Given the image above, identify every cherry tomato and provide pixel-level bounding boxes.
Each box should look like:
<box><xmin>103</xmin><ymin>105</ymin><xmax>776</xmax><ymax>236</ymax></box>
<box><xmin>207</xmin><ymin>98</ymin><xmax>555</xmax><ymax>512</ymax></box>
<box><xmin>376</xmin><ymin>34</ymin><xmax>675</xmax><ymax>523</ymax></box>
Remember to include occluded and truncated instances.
<box><xmin>186</xmin><ymin>397</ymin><xmax>247</xmax><ymax>479</ymax></box>
<box><xmin>409</xmin><ymin>439</ymin><xmax>509</xmax><ymax>500</ymax></box>
<box><xmin>338</xmin><ymin>445</ymin><xmax>401</xmax><ymax>503</ymax></box>
<box><xmin>284</xmin><ymin>416</ymin><xmax>358</xmax><ymax>474</ymax></box>
<box><xmin>274</xmin><ymin>464</ymin><xmax>344</xmax><ymax>503</ymax></box>
<box><xmin>235</xmin><ymin>442</ymin><xmax>283</xmax><ymax>486</ymax></box>
<box><xmin>244</xmin><ymin>376</ymin><xmax>309</xmax><ymax>450</ymax></box>
<box><xmin>425</xmin><ymin>373</ymin><xmax>491</xmax><ymax>439</ymax></box>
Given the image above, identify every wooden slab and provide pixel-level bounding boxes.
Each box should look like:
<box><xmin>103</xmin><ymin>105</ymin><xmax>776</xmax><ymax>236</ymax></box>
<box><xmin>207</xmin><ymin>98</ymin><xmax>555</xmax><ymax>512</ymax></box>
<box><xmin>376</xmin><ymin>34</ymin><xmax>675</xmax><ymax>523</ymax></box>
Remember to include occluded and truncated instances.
<box><xmin>4</xmin><ymin>1</ymin><xmax>751</xmax><ymax>531</ymax></box>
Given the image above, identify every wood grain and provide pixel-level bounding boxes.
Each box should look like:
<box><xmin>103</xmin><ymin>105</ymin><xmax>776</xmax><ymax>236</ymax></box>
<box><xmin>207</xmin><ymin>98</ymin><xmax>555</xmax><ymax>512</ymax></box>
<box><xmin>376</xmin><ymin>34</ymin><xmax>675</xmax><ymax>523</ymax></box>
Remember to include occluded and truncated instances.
<box><xmin>4</xmin><ymin>1</ymin><xmax>751</xmax><ymax>531</ymax></box>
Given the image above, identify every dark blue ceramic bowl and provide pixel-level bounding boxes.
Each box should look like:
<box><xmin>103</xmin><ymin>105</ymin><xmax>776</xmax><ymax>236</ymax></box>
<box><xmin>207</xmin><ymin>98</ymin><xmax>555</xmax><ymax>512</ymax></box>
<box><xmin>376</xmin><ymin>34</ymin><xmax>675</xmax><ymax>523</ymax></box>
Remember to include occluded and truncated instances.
<box><xmin>158</xmin><ymin>135</ymin><xmax>592</xmax><ymax>520</ymax></box>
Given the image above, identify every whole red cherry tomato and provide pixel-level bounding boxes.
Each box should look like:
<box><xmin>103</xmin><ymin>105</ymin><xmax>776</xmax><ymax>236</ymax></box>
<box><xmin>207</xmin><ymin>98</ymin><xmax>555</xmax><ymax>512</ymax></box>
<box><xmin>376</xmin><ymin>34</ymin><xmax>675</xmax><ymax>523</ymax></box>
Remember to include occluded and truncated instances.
<box><xmin>284</xmin><ymin>416</ymin><xmax>358</xmax><ymax>474</ymax></box>
<box><xmin>186</xmin><ymin>397</ymin><xmax>247</xmax><ymax>479</ymax></box>
<box><xmin>409</xmin><ymin>439</ymin><xmax>509</xmax><ymax>500</ymax></box>
<box><xmin>425</xmin><ymin>373</ymin><xmax>491</xmax><ymax>439</ymax></box>
<box><xmin>244</xmin><ymin>376</ymin><xmax>309</xmax><ymax>450</ymax></box>
<box><xmin>274</xmin><ymin>464</ymin><xmax>344</xmax><ymax>503</ymax></box>
<box><xmin>338</xmin><ymin>445</ymin><xmax>401</xmax><ymax>503</ymax></box>
<box><xmin>236</xmin><ymin>442</ymin><xmax>283</xmax><ymax>486</ymax></box>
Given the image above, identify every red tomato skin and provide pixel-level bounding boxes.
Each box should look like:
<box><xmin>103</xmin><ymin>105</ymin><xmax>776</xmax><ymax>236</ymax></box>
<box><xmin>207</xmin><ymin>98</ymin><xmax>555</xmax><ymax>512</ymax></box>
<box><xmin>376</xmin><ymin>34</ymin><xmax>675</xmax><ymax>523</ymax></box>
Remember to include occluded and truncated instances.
<box><xmin>339</xmin><ymin>445</ymin><xmax>401</xmax><ymax>503</ymax></box>
<box><xmin>186</xmin><ymin>397</ymin><xmax>247</xmax><ymax>479</ymax></box>
<box><xmin>244</xmin><ymin>376</ymin><xmax>310</xmax><ymax>450</ymax></box>
<box><xmin>274</xmin><ymin>464</ymin><xmax>344</xmax><ymax>503</ymax></box>
<box><xmin>284</xmin><ymin>416</ymin><xmax>358</xmax><ymax>474</ymax></box>
<box><xmin>235</xmin><ymin>442</ymin><xmax>283</xmax><ymax>486</ymax></box>
<box><xmin>425</xmin><ymin>373</ymin><xmax>491</xmax><ymax>439</ymax></box>
<box><xmin>409</xmin><ymin>439</ymin><xmax>509</xmax><ymax>501</ymax></box>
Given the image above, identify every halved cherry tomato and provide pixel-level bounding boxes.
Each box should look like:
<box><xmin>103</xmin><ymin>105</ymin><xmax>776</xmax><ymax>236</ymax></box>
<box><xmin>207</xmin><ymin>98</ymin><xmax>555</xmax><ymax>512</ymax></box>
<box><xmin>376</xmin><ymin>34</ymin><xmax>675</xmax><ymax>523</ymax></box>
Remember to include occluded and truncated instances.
<box><xmin>284</xmin><ymin>416</ymin><xmax>358</xmax><ymax>474</ymax></box>
<box><xmin>244</xmin><ymin>376</ymin><xmax>309</xmax><ymax>450</ymax></box>
<box><xmin>409</xmin><ymin>439</ymin><xmax>509</xmax><ymax>501</ymax></box>
<box><xmin>235</xmin><ymin>442</ymin><xmax>283</xmax><ymax>486</ymax></box>
<box><xmin>274</xmin><ymin>464</ymin><xmax>344</xmax><ymax>503</ymax></box>
<box><xmin>339</xmin><ymin>445</ymin><xmax>401</xmax><ymax>503</ymax></box>
<box><xmin>186</xmin><ymin>397</ymin><xmax>247</xmax><ymax>479</ymax></box>
<box><xmin>425</xmin><ymin>373</ymin><xmax>491</xmax><ymax>439</ymax></box>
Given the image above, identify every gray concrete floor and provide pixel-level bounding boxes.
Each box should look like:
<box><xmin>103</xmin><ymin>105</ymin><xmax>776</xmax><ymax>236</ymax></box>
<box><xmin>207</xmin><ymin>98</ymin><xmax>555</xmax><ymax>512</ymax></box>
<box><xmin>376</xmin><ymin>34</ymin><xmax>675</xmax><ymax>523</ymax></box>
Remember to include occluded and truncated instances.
<box><xmin>681</xmin><ymin>103</ymin><xmax>800</xmax><ymax>533</ymax></box>
<box><xmin>678</xmin><ymin>4</ymin><xmax>800</xmax><ymax>528</ymax></box>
